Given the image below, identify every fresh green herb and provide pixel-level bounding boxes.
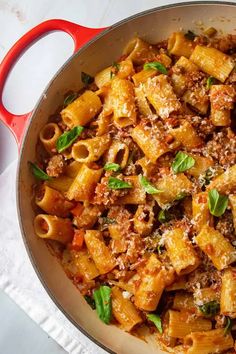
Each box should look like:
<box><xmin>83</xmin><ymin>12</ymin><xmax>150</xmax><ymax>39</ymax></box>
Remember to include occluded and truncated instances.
<box><xmin>104</xmin><ymin>162</ymin><xmax>121</xmax><ymax>172</ymax></box>
<box><xmin>184</xmin><ymin>30</ymin><xmax>196</xmax><ymax>41</ymax></box>
<box><xmin>29</xmin><ymin>162</ymin><xmax>52</xmax><ymax>181</ymax></box>
<box><xmin>172</xmin><ymin>151</ymin><xmax>195</xmax><ymax>174</ymax></box>
<box><xmin>157</xmin><ymin>244</ymin><xmax>163</xmax><ymax>255</ymax></box>
<box><xmin>84</xmin><ymin>295</ymin><xmax>96</xmax><ymax>310</ymax></box>
<box><xmin>147</xmin><ymin>314</ymin><xmax>163</xmax><ymax>333</ymax></box>
<box><xmin>81</xmin><ymin>71</ymin><xmax>94</xmax><ymax>86</ymax></box>
<box><xmin>224</xmin><ymin>317</ymin><xmax>233</xmax><ymax>335</ymax></box>
<box><xmin>110</xmin><ymin>62</ymin><xmax>120</xmax><ymax>79</ymax></box>
<box><xmin>175</xmin><ymin>192</ymin><xmax>187</xmax><ymax>201</ymax></box>
<box><xmin>208</xmin><ymin>189</ymin><xmax>228</xmax><ymax>217</ymax></box>
<box><xmin>140</xmin><ymin>176</ymin><xmax>163</xmax><ymax>195</ymax></box>
<box><xmin>99</xmin><ymin>217</ymin><xmax>116</xmax><ymax>231</ymax></box>
<box><xmin>206</xmin><ymin>76</ymin><xmax>215</xmax><ymax>90</ymax></box>
<box><xmin>93</xmin><ymin>285</ymin><xmax>112</xmax><ymax>324</ymax></box>
<box><xmin>56</xmin><ymin>126</ymin><xmax>84</xmax><ymax>153</ymax></box>
<box><xmin>101</xmin><ymin>217</ymin><xmax>116</xmax><ymax>225</ymax></box>
<box><xmin>108</xmin><ymin>177</ymin><xmax>132</xmax><ymax>190</ymax></box>
<box><xmin>198</xmin><ymin>301</ymin><xmax>220</xmax><ymax>317</ymax></box>
<box><xmin>63</xmin><ymin>93</ymin><xmax>77</xmax><ymax>107</ymax></box>
<box><xmin>143</xmin><ymin>61</ymin><xmax>168</xmax><ymax>74</ymax></box>
<box><xmin>158</xmin><ymin>209</ymin><xmax>171</xmax><ymax>223</ymax></box>
<box><xmin>200</xmin><ymin>168</ymin><xmax>215</xmax><ymax>187</ymax></box>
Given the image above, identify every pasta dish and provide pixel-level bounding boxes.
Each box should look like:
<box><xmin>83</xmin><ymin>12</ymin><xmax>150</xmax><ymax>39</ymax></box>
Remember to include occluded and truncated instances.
<box><xmin>31</xmin><ymin>28</ymin><xmax>236</xmax><ymax>353</ymax></box>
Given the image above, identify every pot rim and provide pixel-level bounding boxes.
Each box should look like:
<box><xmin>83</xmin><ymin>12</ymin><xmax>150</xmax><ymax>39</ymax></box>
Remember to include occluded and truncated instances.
<box><xmin>16</xmin><ymin>1</ymin><xmax>236</xmax><ymax>353</ymax></box>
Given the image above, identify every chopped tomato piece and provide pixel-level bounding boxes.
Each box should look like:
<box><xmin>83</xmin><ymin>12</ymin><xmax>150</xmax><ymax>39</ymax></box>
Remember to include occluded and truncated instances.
<box><xmin>71</xmin><ymin>203</ymin><xmax>84</xmax><ymax>217</ymax></box>
<box><xmin>71</xmin><ymin>229</ymin><xmax>85</xmax><ymax>251</ymax></box>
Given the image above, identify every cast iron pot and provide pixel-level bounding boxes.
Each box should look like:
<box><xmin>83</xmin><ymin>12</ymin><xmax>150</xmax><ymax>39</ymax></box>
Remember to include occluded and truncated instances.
<box><xmin>1</xmin><ymin>2</ymin><xmax>236</xmax><ymax>353</ymax></box>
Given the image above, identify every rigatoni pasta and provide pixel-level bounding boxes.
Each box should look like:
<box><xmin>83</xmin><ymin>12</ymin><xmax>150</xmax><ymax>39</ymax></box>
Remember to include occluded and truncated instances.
<box><xmin>31</xmin><ymin>28</ymin><xmax>236</xmax><ymax>353</ymax></box>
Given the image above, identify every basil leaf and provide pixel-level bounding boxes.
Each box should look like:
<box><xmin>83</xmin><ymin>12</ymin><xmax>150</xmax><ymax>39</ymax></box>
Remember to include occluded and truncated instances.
<box><xmin>104</xmin><ymin>162</ymin><xmax>121</xmax><ymax>172</ymax></box>
<box><xmin>143</xmin><ymin>61</ymin><xmax>168</xmax><ymax>74</ymax></box>
<box><xmin>172</xmin><ymin>151</ymin><xmax>195</xmax><ymax>174</ymax></box>
<box><xmin>56</xmin><ymin>126</ymin><xmax>84</xmax><ymax>153</ymax></box>
<box><xmin>147</xmin><ymin>314</ymin><xmax>163</xmax><ymax>333</ymax></box>
<box><xmin>224</xmin><ymin>317</ymin><xmax>233</xmax><ymax>335</ymax></box>
<box><xmin>81</xmin><ymin>71</ymin><xmax>94</xmax><ymax>86</ymax></box>
<box><xmin>140</xmin><ymin>176</ymin><xmax>162</xmax><ymax>195</ymax></box>
<box><xmin>108</xmin><ymin>177</ymin><xmax>132</xmax><ymax>190</ymax></box>
<box><xmin>184</xmin><ymin>30</ymin><xmax>196</xmax><ymax>41</ymax></box>
<box><xmin>158</xmin><ymin>209</ymin><xmax>171</xmax><ymax>223</ymax></box>
<box><xmin>63</xmin><ymin>93</ymin><xmax>77</xmax><ymax>107</ymax></box>
<box><xmin>84</xmin><ymin>295</ymin><xmax>96</xmax><ymax>310</ymax></box>
<box><xmin>93</xmin><ymin>285</ymin><xmax>112</xmax><ymax>324</ymax></box>
<box><xmin>199</xmin><ymin>301</ymin><xmax>220</xmax><ymax>317</ymax></box>
<box><xmin>206</xmin><ymin>76</ymin><xmax>215</xmax><ymax>90</ymax></box>
<box><xmin>29</xmin><ymin>162</ymin><xmax>52</xmax><ymax>180</ymax></box>
<box><xmin>208</xmin><ymin>189</ymin><xmax>228</xmax><ymax>217</ymax></box>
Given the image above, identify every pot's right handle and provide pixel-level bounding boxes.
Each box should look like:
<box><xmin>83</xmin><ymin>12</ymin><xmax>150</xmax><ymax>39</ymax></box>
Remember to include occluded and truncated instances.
<box><xmin>0</xmin><ymin>19</ymin><xmax>107</xmax><ymax>148</ymax></box>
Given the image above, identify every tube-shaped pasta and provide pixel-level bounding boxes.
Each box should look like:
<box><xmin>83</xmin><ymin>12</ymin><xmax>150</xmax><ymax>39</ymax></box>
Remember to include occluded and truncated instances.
<box><xmin>171</xmin><ymin>56</ymin><xmax>199</xmax><ymax>96</ymax></box>
<box><xmin>106</xmin><ymin>141</ymin><xmax>129</xmax><ymax>169</ymax></box>
<box><xmin>229</xmin><ymin>194</ymin><xmax>236</xmax><ymax>230</ymax></box>
<box><xmin>194</xmin><ymin>287</ymin><xmax>220</xmax><ymax>307</ymax></box>
<box><xmin>118</xmin><ymin>176</ymin><xmax>146</xmax><ymax>205</ymax></box>
<box><xmin>164</xmin><ymin>228</ymin><xmax>200</xmax><ymax>276</ymax></box>
<box><xmin>136</xmin><ymin>157</ymin><xmax>157</xmax><ymax>177</ymax></box>
<box><xmin>210</xmin><ymin>85</ymin><xmax>235</xmax><ymax>126</ymax></box>
<box><xmin>187</xmin><ymin>155</ymin><xmax>213</xmax><ymax>178</ymax></box>
<box><xmin>190</xmin><ymin>45</ymin><xmax>234</xmax><ymax>82</ymax></box>
<box><xmin>46</xmin><ymin>175</ymin><xmax>73</xmax><ymax>193</ymax></box>
<box><xmin>74</xmin><ymin>249</ymin><xmax>100</xmax><ymax>281</ymax></box>
<box><xmin>94</xmin><ymin>59</ymin><xmax>134</xmax><ymax>89</ymax></box>
<box><xmin>220</xmin><ymin>267</ymin><xmax>236</xmax><ymax>318</ymax></box>
<box><xmin>168</xmin><ymin>310</ymin><xmax>212</xmax><ymax>338</ymax></box>
<box><xmin>112</xmin><ymin>286</ymin><xmax>142</xmax><ymax>332</ymax></box>
<box><xmin>144</xmin><ymin>75</ymin><xmax>181</xmax><ymax>119</ymax></box>
<box><xmin>72</xmin><ymin>134</ymin><xmax>111</xmax><ymax>163</ymax></box>
<box><xmin>39</xmin><ymin>123</ymin><xmax>62</xmax><ymax>154</ymax></box>
<box><xmin>123</xmin><ymin>37</ymin><xmax>157</xmax><ymax>64</ymax></box>
<box><xmin>131</xmin><ymin>124</ymin><xmax>169</xmax><ymax>163</ymax></box>
<box><xmin>35</xmin><ymin>185</ymin><xmax>74</xmax><ymax>217</ymax></box>
<box><xmin>207</xmin><ymin>165</ymin><xmax>236</xmax><ymax>194</ymax></box>
<box><xmin>73</xmin><ymin>204</ymin><xmax>102</xmax><ymax>229</ymax></box>
<box><xmin>168</xmin><ymin>32</ymin><xmax>194</xmax><ymax>58</ymax></box>
<box><xmin>65</xmin><ymin>161</ymin><xmax>82</xmax><ymax>178</ymax></box>
<box><xmin>111</xmin><ymin>78</ymin><xmax>136</xmax><ymax>127</ymax></box>
<box><xmin>133</xmin><ymin>204</ymin><xmax>154</xmax><ymax>236</ymax></box>
<box><xmin>173</xmin><ymin>292</ymin><xmax>196</xmax><ymax>312</ymax></box>
<box><xmin>195</xmin><ymin>225</ymin><xmax>236</xmax><ymax>270</ymax></box>
<box><xmin>184</xmin><ymin>328</ymin><xmax>234</xmax><ymax>354</ymax></box>
<box><xmin>61</xmin><ymin>91</ymin><xmax>102</xmax><ymax>128</ymax></box>
<box><xmin>169</xmin><ymin>120</ymin><xmax>203</xmax><ymax>150</ymax></box>
<box><xmin>134</xmin><ymin>86</ymin><xmax>152</xmax><ymax>116</ymax></box>
<box><xmin>34</xmin><ymin>214</ymin><xmax>74</xmax><ymax>244</ymax></box>
<box><xmin>108</xmin><ymin>224</ymin><xmax>127</xmax><ymax>253</ymax></box>
<box><xmin>132</xmin><ymin>69</ymin><xmax>157</xmax><ymax>86</ymax></box>
<box><xmin>166</xmin><ymin>276</ymin><xmax>187</xmax><ymax>292</ymax></box>
<box><xmin>134</xmin><ymin>254</ymin><xmax>165</xmax><ymax>311</ymax></box>
<box><xmin>183</xmin><ymin>87</ymin><xmax>209</xmax><ymax>115</ymax></box>
<box><xmin>67</xmin><ymin>164</ymin><xmax>103</xmax><ymax>202</ymax></box>
<box><xmin>192</xmin><ymin>192</ymin><xmax>213</xmax><ymax>232</ymax></box>
<box><xmin>84</xmin><ymin>230</ymin><xmax>116</xmax><ymax>274</ymax></box>
<box><xmin>153</xmin><ymin>173</ymin><xmax>192</xmax><ymax>209</ymax></box>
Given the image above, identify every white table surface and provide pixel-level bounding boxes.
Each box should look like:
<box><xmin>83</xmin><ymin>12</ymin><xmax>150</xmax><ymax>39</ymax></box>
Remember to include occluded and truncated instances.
<box><xmin>0</xmin><ymin>1</ymin><xmax>235</xmax><ymax>353</ymax></box>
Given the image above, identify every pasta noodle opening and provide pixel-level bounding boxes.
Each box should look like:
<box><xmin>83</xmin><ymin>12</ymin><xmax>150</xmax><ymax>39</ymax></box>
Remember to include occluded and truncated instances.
<box><xmin>115</xmin><ymin>148</ymin><xmax>126</xmax><ymax>165</ymax></box>
<box><xmin>73</xmin><ymin>144</ymin><xmax>89</xmax><ymax>159</ymax></box>
<box><xmin>41</xmin><ymin>124</ymin><xmax>57</xmax><ymax>140</ymax></box>
<box><xmin>35</xmin><ymin>215</ymin><xmax>50</xmax><ymax>235</ymax></box>
<box><xmin>185</xmin><ymin>337</ymin><xmax>193</xmax><ymax>346</ymax></box>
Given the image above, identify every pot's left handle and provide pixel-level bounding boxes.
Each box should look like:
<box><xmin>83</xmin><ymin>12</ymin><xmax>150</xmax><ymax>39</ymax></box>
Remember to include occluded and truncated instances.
<box><xmin>0</xmin><ymin>19</ymin><xmax>106</xmax><ymax>148</ymax></box>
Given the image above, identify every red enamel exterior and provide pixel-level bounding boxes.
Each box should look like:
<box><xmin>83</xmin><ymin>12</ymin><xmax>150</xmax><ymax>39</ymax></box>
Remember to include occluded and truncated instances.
<box><xmin>0</xmin><ymin>19</ymin><xmax>105</xmax><ymax>148</ymax></box>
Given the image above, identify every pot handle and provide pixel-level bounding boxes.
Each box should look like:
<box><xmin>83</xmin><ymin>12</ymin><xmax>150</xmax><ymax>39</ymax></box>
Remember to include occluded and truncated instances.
<box><xmin>0</xmin><ymin>19</ymin><xmax>106</xmax><ymax>147</ymax></box>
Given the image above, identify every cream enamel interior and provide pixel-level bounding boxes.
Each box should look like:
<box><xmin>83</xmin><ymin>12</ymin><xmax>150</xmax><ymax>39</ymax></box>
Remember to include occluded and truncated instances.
<box><xmin>17</xmin><ymin>3</ymin><xmax>236</xmax><ymax>353</ymax></box>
